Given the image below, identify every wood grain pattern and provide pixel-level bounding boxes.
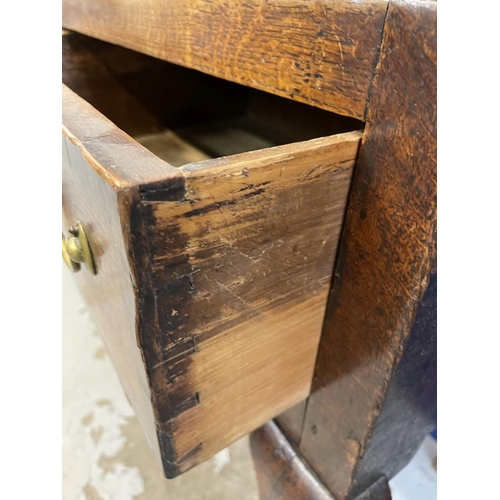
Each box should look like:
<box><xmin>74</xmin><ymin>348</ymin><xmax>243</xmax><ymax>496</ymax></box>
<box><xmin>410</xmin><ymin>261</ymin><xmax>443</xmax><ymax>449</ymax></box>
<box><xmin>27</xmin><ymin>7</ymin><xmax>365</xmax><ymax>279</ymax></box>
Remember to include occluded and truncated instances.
<box><xmin>63</xmin><ymin>30</ymin><xmax>363</xmax><ymax>155</ymax></box>
<box><xmin>173</xmin><ymin>293</ymin><xmax>331</xmax><ymax>469</ymax></box>
<box><xmin>64</xmin><ymin>2</ymin><xmax>437</xmax><ymax>490</ymax></box>
<box><xmin>138</xmin><ymin>132</ymin><xmax>361</xmax><ymax>473</ymax></box>
<box><xmin>62</xmin><ymin>0</ymin><xmax>389</xmax><ymax>120</ymax></box>
<box><xmin>62</xmin><ymin>86</ymin><xmax>183</xmax><ymax>466</ymax></box>
<box><xmin>291</xmin><ymin>1</ymin><xmax>437</xmax><ymax>498</ymax></box>
<box><xmin>62</xmin><ymin>31</ymin><xmax>168</xmax><ymax>138</ymax></box>
<box><xmin>250</xmin><ymin>421</ymin><xmax>334</xmax><ymax>500</ymax></box>
<box><xmin>63</xmin><ymin>77</ymin><xmax>361</xmax><ymax>476</ymax></box>
<box><xmin>62</xmin><ymin>136</ymin><xmax>163</xmax><ymax>466</ymax></box>
<box><xmin>62</xmin><ymin>85</ymin><xmax>180</xmax><ymax>187</ymax></box>
<box><xmin>348</xmin><ymin>273</ymin><xmax>436</xmax><ymax>499</ymax></box>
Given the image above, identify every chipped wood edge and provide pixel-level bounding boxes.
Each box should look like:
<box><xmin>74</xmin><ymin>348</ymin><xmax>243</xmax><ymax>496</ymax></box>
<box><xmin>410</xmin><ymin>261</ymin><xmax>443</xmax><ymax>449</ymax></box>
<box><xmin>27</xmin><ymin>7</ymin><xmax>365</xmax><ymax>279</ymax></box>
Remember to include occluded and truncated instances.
<box><xmin>180</xmin><ymin>130</ymin><xmax>363</xmax><ymax>176</ymax></box>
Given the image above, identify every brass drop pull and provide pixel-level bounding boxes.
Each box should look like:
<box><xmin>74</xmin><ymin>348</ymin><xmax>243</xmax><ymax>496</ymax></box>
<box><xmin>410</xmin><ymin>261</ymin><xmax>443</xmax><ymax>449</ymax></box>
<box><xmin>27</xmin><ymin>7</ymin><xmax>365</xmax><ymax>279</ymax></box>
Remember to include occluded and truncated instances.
<box><xmin>62</xmin><ymin>222</ymin><xmax>96</xmax><ymax>274</ymax></box>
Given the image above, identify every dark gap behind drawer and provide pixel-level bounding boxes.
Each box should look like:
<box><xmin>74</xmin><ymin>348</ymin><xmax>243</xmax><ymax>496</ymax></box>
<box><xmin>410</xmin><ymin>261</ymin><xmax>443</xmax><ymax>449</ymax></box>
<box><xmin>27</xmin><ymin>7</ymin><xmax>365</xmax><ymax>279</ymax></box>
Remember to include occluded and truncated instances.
<box><xmin>62</xmin><ymin>32</ymin><xmax>363</xmax><ymax>165</ymax></box>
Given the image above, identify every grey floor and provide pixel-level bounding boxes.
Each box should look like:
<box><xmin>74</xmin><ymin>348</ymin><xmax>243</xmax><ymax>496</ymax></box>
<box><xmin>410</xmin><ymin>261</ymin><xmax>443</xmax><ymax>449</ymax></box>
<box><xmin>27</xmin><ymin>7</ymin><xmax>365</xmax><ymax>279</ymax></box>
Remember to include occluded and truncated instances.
<box><xmin>62</xmin><ymin>264</ymin><xmax>436</xmax><ymax>500</ymax></box>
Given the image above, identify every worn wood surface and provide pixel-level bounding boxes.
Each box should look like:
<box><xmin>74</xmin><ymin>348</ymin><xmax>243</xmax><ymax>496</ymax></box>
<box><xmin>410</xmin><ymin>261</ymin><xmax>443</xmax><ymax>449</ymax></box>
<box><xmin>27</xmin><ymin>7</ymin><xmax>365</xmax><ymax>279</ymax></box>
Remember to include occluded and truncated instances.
<box><xmin>62</xmin><ymin>84</ymin><xmax>189</xmax><ymax>468</ymax></box>
<box><xmin>62</xmin><ymin>135</ymin><xmax>164</xmax><ymax>466</ymax></box>
<box><xmin>348</xmin><ymin>273</ymin><xmax>436</xmax><ymax>499</ymax></box>
<box><xmin>250</xmin><ymin>421</ymin><xmax>334</xmax><ymax>500</ymax></box>
<box><xmin>63</xmin><ymin>30</ymin><xmax>363</xmax><ymax>146</ymax></box>
<box><xmin>62</xmin><ymin>31</ymin><xmax>167</xmax><ymax>137</ymax></box>
<box><xmin>138</xmin><ymin>131</ymin><xmax>361</xmax><ymax>473</ymax></box>
<box><xmin>63</xmin><ymin>3</ymin><xmax>437</xmax><ymax>488</ymax></box>
<box><xmin>284</xmin><ymin>1</ymin><xmax>437</xmax><ymax>498</ymax></box>
<box><xmin>62</xmin><ymin>85</ymin><xmax>180</xmax><ymax>187</ymax></box>
<box><xmin>63</xmin><ymin>74</ymin><xmax>361</xmax><ymax>476</ymax></box>
<box><xmin>62</xmin><ymin>0</ymin><xmax>389</xmax><ymax>120</ymax></box>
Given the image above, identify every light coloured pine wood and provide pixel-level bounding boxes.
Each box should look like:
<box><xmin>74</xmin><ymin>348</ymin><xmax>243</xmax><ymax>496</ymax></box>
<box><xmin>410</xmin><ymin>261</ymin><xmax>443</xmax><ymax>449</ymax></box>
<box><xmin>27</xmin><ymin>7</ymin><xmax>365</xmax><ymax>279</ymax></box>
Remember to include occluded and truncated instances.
<box><xmin>173</xmin><ymin>292</ymin><xmax>331</xmax><ymax>470</ymax></box>
<box><xmin>134</xmin><ymin>131</ymin><xmax>210</xmax><ymax>167</ymax></box>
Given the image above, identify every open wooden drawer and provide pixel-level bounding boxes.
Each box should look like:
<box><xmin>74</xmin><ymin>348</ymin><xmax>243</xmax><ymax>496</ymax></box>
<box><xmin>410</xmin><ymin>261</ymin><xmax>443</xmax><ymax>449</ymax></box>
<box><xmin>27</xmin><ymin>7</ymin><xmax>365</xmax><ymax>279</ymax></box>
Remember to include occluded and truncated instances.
<box><xmin>62</xmin><ymin>31</ymin><xmax>363</xmax><ymax>477</ymax></box>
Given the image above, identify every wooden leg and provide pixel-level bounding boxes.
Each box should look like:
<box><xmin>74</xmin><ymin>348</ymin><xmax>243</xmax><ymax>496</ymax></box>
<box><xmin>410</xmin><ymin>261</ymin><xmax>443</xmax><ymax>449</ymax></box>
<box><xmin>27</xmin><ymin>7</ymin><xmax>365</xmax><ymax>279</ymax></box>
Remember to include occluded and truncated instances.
<box><xmin>249</xmin><ymin>421</ymin><xmax>334</xmax><ymax>500</ymax></box>
<box><xmin>260</xmin><ymin>273</ymin><xmax>436</xmax><ymax>500</ymax></box>
<box><xmin>250</xmin><ymin>421</ymin><xmax>396</xmax><ymax>500</ymax></box>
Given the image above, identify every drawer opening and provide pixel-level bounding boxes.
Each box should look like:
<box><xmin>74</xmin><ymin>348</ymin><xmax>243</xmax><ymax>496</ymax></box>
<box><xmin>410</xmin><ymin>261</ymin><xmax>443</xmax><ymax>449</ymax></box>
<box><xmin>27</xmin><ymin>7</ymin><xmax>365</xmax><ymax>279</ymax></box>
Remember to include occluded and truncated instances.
<box><xmin>63</xmin><ymin>32</ymin><xmax>363</xmax><ymax>167</ymax></box>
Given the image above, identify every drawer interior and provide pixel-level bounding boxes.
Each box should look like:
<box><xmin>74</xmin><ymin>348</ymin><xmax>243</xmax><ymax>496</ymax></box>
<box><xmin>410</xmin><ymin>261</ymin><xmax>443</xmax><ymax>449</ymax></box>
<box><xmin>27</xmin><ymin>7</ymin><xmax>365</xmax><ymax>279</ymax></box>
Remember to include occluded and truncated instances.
<box><xmin>63</xmin><ymin>32</ymin><xmax>363</xmax><ymax>167</ymax></box>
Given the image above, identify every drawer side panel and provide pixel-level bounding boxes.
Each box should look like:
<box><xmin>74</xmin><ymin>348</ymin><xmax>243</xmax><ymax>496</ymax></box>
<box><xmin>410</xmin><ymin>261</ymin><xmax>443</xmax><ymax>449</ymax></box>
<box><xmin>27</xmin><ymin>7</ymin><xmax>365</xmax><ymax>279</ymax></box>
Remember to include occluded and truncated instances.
<box><xmin>138</xmin><ymin>131</ymin><xmax>361</xmax><ymax>472</ymax></box>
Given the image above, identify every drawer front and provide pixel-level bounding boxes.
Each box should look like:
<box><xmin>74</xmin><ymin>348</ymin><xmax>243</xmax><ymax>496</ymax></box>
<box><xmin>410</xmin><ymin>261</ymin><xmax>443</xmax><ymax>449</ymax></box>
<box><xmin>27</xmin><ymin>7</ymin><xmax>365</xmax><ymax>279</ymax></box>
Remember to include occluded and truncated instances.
<box><xmin>62</xmin><ymin>132</ymin><xmax>164</xmax><ymax>466</ymax></box>
<box><xmin>62</xmin><ymin>33</ymin><xmax>362</xmax><ymax>477</ymax></box>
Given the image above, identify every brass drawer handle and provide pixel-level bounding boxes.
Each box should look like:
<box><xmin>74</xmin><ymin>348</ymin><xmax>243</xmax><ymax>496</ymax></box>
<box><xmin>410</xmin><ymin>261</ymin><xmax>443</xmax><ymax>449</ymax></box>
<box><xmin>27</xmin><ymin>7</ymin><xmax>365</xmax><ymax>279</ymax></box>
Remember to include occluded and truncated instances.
<box><xmin>62</xmin><ymin>222</ymin><xmax>96</xmax><ymax>274</ymax></box>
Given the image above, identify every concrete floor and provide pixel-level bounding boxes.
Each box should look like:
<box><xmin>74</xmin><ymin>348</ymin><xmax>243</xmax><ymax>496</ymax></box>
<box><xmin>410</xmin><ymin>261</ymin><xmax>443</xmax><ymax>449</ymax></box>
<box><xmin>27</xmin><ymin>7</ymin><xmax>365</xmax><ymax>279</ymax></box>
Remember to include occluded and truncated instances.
<box><xmin>62</xmin><ymin>264</ymin><xmax>259</xmax><ymax>500</ymax></box>
<box><xmin>63</xmin><ymin>264</ymin><xmax>436</xmax><ymax>500</ymax></box>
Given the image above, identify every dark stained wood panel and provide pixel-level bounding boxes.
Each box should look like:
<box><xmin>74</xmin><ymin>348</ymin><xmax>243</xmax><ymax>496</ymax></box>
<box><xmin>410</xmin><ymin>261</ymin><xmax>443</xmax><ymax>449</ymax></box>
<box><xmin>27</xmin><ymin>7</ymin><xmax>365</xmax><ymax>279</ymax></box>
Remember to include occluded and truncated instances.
<box><xmin>294</xmin><ymin>1</ymin><xmax>437</xmax><ymax>498</ymax></box>
<box><xmin>62</xmin><ymin>0</ymin><xmax>389</xmax><ymax>120</ymax></box>
<box><xmin>347</xmin><ymin>273</ymin><xmax>436</xmax><ymax>499</ymax></box>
